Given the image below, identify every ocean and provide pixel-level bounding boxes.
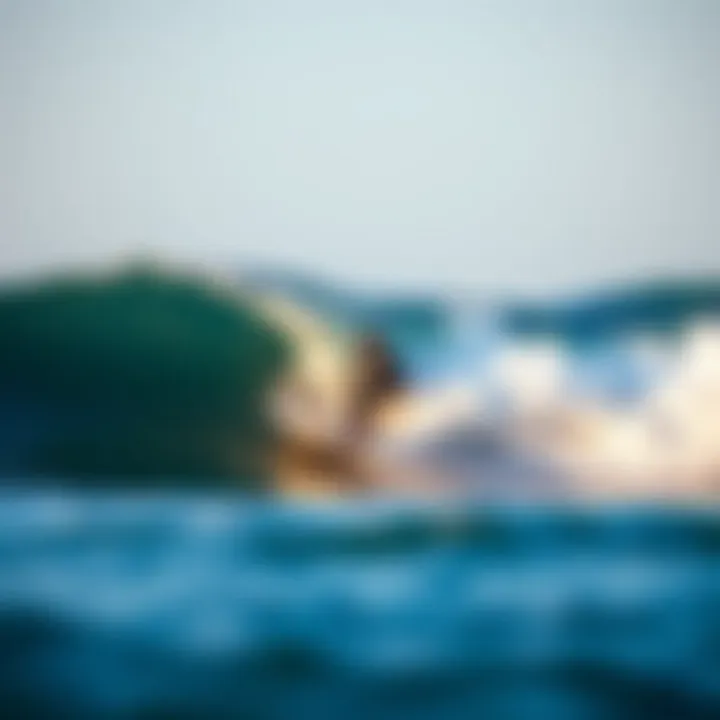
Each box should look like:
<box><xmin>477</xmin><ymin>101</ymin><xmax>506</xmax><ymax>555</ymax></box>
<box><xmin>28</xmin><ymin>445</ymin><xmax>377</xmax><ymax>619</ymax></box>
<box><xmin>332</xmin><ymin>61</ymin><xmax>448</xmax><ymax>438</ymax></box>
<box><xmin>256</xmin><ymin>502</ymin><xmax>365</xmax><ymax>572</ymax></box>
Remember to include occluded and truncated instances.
<box><xmin>1</xmin><ymin>494</ymin><xmax>719</xmax><ymax>719</ymax></box>
<box><xmin>1</xmin><ymin>284</ymin><xmax>719</xmax><ymax>718</ymax></box>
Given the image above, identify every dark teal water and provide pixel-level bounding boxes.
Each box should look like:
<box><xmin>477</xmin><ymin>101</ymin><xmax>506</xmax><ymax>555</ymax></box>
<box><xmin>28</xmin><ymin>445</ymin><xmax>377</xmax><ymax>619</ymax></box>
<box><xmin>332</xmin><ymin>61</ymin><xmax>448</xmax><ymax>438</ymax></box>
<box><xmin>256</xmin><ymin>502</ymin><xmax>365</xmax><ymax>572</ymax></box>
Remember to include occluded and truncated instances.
<box><xmin>1</xmin><ymin>494</ymin><xmax>719</xmax><ymax>719</ymax></box>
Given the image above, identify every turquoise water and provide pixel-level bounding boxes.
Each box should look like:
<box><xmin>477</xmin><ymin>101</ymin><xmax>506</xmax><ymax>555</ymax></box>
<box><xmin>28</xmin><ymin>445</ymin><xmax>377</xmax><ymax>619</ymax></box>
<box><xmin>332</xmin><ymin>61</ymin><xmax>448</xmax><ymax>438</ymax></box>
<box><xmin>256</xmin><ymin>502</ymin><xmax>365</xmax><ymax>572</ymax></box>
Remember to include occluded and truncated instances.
<box><xmin>1</xmin><ymin>494</ymin><xmax>719</xmax><ymax>719</ymax></box>
<box><xmin>1</xmin><ymin>298</ymin><xmax>718</xmax><ymax>718</ymax></box>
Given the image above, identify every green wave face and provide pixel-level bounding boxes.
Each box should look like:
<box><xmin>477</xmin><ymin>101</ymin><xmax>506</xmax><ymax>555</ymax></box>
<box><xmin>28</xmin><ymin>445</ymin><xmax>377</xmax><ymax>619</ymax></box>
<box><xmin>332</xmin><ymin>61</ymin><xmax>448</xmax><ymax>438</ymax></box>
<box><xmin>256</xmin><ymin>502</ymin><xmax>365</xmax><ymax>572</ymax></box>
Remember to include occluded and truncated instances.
<box><xmin>0</xmin><ymin>268</ymin><xmax>294</xmax><ymax>487</ymax></box>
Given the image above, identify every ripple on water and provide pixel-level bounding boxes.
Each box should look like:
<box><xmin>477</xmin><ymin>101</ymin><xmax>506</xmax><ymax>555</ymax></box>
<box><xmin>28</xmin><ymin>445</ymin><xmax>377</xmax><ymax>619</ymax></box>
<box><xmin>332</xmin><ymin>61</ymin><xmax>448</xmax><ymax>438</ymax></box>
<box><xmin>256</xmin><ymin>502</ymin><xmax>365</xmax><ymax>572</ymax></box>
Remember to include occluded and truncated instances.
<box><xmin>0</xmin><ymin>492</ymin><xmax>718</xmax><ymax>719</ymax></box>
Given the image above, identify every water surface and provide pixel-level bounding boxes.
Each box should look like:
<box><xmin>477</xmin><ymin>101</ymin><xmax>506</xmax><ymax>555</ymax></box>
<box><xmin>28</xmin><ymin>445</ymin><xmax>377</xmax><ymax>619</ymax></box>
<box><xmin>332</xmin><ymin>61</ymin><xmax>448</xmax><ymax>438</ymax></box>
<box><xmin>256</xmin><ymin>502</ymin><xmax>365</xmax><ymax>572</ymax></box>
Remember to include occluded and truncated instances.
<box><xmin>1</xmin><ymin>493</ymin><xmax>718</xmax><ymax>719</ymax></box>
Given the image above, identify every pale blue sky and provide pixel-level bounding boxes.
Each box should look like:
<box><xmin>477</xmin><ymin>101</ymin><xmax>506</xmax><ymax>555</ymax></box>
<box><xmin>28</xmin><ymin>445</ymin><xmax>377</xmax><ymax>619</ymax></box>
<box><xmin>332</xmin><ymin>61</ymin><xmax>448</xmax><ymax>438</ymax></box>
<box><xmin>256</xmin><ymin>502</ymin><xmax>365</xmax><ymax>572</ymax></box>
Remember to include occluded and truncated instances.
<box><xmin>1</xmin><ymin>0</ymin><xmax>719</xmax><ymax>294</ymax></box>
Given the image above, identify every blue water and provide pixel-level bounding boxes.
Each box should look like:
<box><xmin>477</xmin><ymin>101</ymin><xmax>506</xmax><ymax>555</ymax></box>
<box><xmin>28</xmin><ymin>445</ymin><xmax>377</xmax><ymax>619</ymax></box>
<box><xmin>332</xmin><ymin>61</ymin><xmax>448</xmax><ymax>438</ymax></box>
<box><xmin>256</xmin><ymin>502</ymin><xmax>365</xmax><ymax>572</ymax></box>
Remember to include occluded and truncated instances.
<box><xmin>1</xmin><ymin>494</ymin><xmax>719</xmax><ymax>719</ymax></box>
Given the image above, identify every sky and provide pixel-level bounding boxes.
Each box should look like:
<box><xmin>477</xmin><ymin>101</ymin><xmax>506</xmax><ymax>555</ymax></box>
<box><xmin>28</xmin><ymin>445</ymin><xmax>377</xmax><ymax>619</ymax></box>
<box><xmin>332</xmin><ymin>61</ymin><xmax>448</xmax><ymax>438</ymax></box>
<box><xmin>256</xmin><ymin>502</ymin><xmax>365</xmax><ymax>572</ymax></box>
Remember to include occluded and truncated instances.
<box><xmin>1</xmin><ymin>0</ymin><xmax>719</xmax><ymax>295</ymax></box>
